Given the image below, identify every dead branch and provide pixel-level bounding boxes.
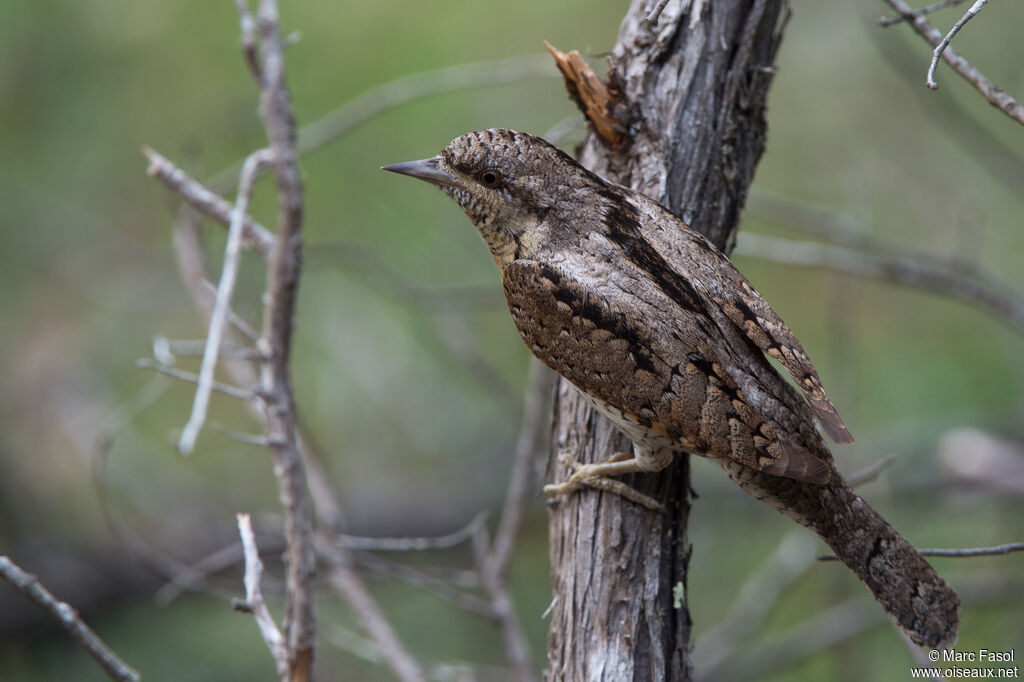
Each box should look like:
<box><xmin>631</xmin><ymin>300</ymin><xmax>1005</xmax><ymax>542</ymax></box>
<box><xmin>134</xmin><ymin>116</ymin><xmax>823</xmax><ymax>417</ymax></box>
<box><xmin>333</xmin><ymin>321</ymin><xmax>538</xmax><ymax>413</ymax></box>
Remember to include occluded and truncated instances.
<box><xmin>246</xmin><ymin>2</ymin><xmax>317</xmax><ymax>677</ymax></box>
<box><xmin>818</xmin><ymin>540</ymin><xmax>1024</xmax><ymax>561</ymax></box>
<box><xmin>0</xmin><ymin>556</ymin><xmax>140</xmax><ymax>682</ymax></box>
<box><xmin>161</xmin><ymin>146</ymin><xmax>425</xmax><ymax>682</ymax></box>
<box><xmin>320</xmin><ymin>542</ymin><xmax>426</xmax><ymax>682</ymax></box>
<box><xmin>135</xmin><ymin>358</ymin><xmax>256</xmax><ymax>401</ymax></box>
<box><xmin>237</xmin><ymin>513</ymin><xmax>290</xmax><ymax>678</ymax></box>
<box><xmin>879</xmin><ymin>0</ymin><xmax>968</xmax><ymax>28</ymax></box>
<box><xmin>475</xmin><ymin>361</ymin><xmax>554</xmax><ymax>682</ymax></box>
<box><xmin>544</xmin><ymin>41</ymin><xmax>623</xmax><ymax>147</ymax></box>
<box><xmin>144</xmin><ymin>146</ymin><xmax>274</xmax><ymax>256</ymax></box>
<box><xmin>925</xmin><ymin>0</ymin><xmax>988</xmax><ymax>90</ymax></box>
<box><xmin>334</xmin><ymin>512</ymin><xmax>487</xmax><ymax>551</ymax></box>
<box><xmin>881</xmin><ymin>0</ymin><xmax>1024</xmax><ymax>125</ymax></box>
<box><xmin>178</xmin><ymin>148</ymin><xmax>273</xmax><ymax>455</ymax></box>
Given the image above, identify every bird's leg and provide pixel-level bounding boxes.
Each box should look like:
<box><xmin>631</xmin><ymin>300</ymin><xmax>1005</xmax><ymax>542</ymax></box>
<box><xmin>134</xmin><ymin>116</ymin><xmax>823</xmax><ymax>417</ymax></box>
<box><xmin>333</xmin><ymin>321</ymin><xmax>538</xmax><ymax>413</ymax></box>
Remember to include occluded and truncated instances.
<box><xmin>543</xmin><ymin>445</ymin><xmax>671</xmax><ymax>512</ymax></box>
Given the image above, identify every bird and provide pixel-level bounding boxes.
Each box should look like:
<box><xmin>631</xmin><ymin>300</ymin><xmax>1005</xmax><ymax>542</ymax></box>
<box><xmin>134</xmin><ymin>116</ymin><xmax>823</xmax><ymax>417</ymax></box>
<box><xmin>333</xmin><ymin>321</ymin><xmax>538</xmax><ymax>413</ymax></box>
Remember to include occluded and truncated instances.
<box><xmin>383</xmin><ymin>128</ymin><xmax>959</xmax><ymax>647</ymax></box>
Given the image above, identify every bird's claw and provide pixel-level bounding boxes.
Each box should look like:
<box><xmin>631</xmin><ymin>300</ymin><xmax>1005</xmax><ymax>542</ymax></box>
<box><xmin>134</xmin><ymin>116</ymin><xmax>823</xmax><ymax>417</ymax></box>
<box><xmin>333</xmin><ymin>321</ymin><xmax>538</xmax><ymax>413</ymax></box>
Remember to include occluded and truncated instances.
<box><xmin>544</xmin><ymin>456</ymin><xmax>666</xmax><ymax>513</ymax></box>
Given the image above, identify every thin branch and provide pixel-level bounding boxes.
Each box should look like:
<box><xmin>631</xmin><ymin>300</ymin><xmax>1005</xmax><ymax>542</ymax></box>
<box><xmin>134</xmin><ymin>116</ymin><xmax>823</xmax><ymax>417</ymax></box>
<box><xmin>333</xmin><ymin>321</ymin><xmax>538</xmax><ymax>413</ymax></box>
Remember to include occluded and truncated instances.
<box><xmin>178</xmin><ymin>148</ymin><xmax>272</xmax><ymax>455</ymax></box>
<box><xmin>350</xmin><ymin>550</ymin><xmax>495</xmax><ymax>619</ymax></box>
<box><xmin>199</xmin><ymin>279</ymin><xmax>264</xmax><ymax>341</ymax></box>
<box><xmin>733</xmin><ymin>232</ymin><xmax>1024</xmax><ymax>336</ymax></box>
<box><xmin>153</xmin><ymin>337</ymin><xmax>260</xmax><ymax>361</ymax></box>
<box><xmin>237</xmin><ymin>513</ymin><xmax>290</xmax><ymax>680</ymax></box>
<box><xmin>321</xmin><ymin>543</ymin><xmax>427</xmax><ymax>682</ymax></box>
<box><xmin>925</xmin><ymin>0</ymin><xmax>988</xmax><ymax>90</ymax></box>
<box><xmin>0</xmin><ymin>556</ymin><xmax>140</xmax><ymax>682</ymax></box>
<box><xmin>473</xmin><ymin>363</ymin><xmax>553</xmax><ymax>682</ymax></box>
<box><xmin>211</xmin><ymin>422</ymin><xmax>272</xmax><ymax>447</ymax></box>
<box><xmin>233</xmin><ymin>0</ymin><xmax>262</xmax><ymax>83</ymax></box>
<box><xmin>484</xmin><ymin>362</ymin><xmax>554</xmax><ymax>580</ymax></box>
<box><xmin>334</xmin><ymin>512</ymin><xmax>487</xmax><ymax>551</ymax></box>
<box><xmin>135</xmin><ymin>358</ymin><xmax>256</xmax><ymax>401</ymax></box>
<box><xmin>879</xmin><ymin>0</ymin><xmax>967</xmax><ymax>28</ymax></box>
<box><xmin>882</xmin><ymin>0</ymin><xmax>1024</xmax><ymax>125</ymax></box>
<box><xmin>165</xmin><ymin>158</ymin><xmax>423</xmax><ymax>680</ymax></box>
<box><xmin>154</xmin><ymin>538</ymin><xmax>276</xmax><ymax>604</ymax></box>
<box><xmin>144</xmin><ymin>146</ymin><xmax>274</xmax><ymax>256</ymax></box>
<box><xmin>252</xmin><ymin>1</ymin><xmax>317</xmax><ymax>677</ymax></box>
<box><xmin>818</xmin><ymin>540</ymin><xmax>1024</xmax><ymax>562</ymax></box>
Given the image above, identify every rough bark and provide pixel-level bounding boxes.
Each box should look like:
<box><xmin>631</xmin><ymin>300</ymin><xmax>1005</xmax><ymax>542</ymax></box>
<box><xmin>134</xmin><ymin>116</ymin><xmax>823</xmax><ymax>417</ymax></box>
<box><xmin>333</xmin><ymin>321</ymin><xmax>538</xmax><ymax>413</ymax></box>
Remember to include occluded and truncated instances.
<box><xmin>546</xmin><ymin>1</ymin><xmax>788</xmax><ymax>680</ymax></box>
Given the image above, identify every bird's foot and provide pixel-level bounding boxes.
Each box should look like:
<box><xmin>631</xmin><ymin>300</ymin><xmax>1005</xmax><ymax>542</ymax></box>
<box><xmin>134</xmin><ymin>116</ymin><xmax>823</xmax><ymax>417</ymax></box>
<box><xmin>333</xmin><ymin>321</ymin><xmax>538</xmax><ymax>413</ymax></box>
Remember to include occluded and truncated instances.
<box><xmin>543</xmin><ymin>452</ymin><xmax>666</xmax><ymax>513</ymax></box>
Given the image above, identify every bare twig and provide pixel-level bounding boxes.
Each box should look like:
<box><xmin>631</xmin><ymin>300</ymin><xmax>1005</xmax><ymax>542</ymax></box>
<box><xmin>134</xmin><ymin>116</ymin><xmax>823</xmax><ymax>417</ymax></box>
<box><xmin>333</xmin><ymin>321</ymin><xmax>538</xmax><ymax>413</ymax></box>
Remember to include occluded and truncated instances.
<box><xmin>483</xmin><ymin>362</ymin><xmax>553</xmax><ymax>580</ymax></box>
<box><xmin>925</xmin><ymin>0</ymin><xmax>988</xmax><ymax>90</ymax></box>
<box><xmin>879</xmin><ymin>0</ymin><xmax>967</xmax><ymax>27</ymax></box>
<box><xmin>882</xmin><ymin>0</ymin><xmax>1024</xmax><ymax>125</ymax></box>
<box><xmin>250</xmin><ymin>1</ymin><xmax>317</xmax><ymax>678</ymax></box>
<box><xmin>321</xmin><ymin>543</ymin><xmax>427</xmax><ymax>682</ymax></box>
<box><xmin>335</xmin><ymin>512</ymin><xmax>487</xmax><ymax>551</ymax></box>
<box><xmin>174</xmin><ymin>207</ymin><xmax>423</xmax><ymax>680</ymax></box>
<box><xmin>818</xmin><ymin>540</ymin><xmax>1024</xmax><ymax>562</ymax></box>
<box><xmin>0</xmin><ymin>556</ymin><xmax>140</xmax><ymax>682</ymax></box>
<box><xmin>135</xmin><ymin>358</ymin><xmax>256</xmax><ymax>401</ymax></box>
<box><xmin>144</xmin><ymin>146</ymin><xmax>274</xmax><ymax>256</ymax></box>
<box><xmin>211</xmin><ymin>422</ymin><xmax>272</xmax><ymax>447</ymax></box>
<box><xmin>201</xmin><ymin>279</ymin><xmax>264</xmax><ymax>341</ymax></box>
<box><xmin>154</xmin><ymin>537</ymin><xmax>282</xmax><ymax>604</ymax></box>
<box><xmin>351</xmin><ymin>550</ymin><xmax>495</xmax><ymax>618</ymax></box>
<box><xmin>475</xmin><ymin>361</ymin><xmax>554</xmax><ymax>682</ymax></box>
<box><xmin>733</xmin><ymin>232</ymin><xmax>1024</xmax><ymax>336</ymax></box>
<box><xmin>153</xmin><ymin>337</ymin><xmax>260</xmax><ymax>361</ymax></box>
<box><xmin>178</xmin><ymin>148</ymin><xmax>272</xmax><ymax>455</ymax></box>
<box><xmin>163</xmin><ymin>139</ymin><xmax>426</xmax><ymax>681</ymax></box>
<box><xmin>237</xmin><ymin>513</ymin><xmax>289</xmax><ymax>679</ymax></box>
<box><xmin>233</xmin><ymin>0</ymin><xmax>262</xmax><ymax>83</ymax></box>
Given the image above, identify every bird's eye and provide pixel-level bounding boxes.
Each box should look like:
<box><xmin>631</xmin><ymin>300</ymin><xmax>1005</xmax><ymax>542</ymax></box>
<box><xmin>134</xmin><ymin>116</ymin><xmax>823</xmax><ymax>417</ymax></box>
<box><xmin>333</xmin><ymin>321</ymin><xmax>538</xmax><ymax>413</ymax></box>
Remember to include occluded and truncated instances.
<box><xmin>479</xmin><ymin>169</ymin><xmax>501</xmax><ymax>187</ymax></box>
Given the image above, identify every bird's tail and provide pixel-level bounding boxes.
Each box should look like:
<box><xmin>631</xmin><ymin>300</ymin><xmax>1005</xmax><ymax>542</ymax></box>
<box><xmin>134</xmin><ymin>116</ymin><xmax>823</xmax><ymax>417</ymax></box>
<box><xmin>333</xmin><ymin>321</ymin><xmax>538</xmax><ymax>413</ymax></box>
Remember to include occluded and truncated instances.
<box><xmin>721</xmin><ymin>459</ymin><xmax>960</xmax><ymax>648</ymax></box>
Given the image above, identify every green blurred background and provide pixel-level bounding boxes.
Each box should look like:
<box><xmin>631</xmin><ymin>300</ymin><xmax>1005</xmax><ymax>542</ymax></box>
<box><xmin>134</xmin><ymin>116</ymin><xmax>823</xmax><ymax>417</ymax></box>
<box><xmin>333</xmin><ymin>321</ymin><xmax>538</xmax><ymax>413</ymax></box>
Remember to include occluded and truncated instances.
<box><xmin>1</xmin><ymin>1</ymin><xmax>1022</xmax><ymax>680</ymax></box>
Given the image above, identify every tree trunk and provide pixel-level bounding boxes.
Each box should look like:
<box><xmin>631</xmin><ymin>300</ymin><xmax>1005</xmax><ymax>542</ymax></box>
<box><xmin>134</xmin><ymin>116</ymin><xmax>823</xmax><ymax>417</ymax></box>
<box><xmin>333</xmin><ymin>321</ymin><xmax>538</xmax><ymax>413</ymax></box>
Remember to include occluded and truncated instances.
<box><xmin>546</xmin><ymin>1</ymin><xmax>788</xmax><ymax>680</ymax></box>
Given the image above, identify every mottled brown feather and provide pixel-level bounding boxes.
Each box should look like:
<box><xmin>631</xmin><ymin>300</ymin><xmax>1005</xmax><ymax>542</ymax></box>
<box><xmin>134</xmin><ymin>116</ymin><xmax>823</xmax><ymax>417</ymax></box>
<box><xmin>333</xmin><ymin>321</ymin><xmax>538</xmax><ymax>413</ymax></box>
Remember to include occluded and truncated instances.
<box><xmin>502</xmin><ymin>259</ymin><xmax>830</xmax><ymax>483</ymax></box>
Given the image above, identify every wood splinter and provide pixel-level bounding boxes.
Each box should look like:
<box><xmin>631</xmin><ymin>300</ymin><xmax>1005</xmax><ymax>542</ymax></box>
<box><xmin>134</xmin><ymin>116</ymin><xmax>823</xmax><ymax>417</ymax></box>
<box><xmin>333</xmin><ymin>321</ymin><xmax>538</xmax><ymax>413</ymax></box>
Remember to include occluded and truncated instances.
<box><xmin>544</xmin><ymin>41</ymin><xmax>625</xmax><ymax>147</ymax></box>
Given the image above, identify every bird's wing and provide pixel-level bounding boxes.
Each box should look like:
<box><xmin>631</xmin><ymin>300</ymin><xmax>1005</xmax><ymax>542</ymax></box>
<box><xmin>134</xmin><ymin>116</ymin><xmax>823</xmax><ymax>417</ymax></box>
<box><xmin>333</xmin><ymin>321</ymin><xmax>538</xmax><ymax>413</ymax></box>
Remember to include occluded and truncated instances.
<box><xmin>501</xmin><ymin>258</ymin><xmax>830</xmax><ymax>483</ymax></box>
<box><xmin>683</xmin><ymin>232</ymin><xmax>854</xmax><ymax>444</ymax></box>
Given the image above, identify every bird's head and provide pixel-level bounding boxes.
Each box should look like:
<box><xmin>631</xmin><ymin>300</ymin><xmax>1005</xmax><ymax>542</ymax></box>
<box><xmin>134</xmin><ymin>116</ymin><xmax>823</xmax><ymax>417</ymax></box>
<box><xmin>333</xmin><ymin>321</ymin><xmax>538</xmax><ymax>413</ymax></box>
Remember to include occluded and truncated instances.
<box><xmin>383</xmin><ymin>129</ymin><xmax>597</xmax><ymax>267</ymax></box>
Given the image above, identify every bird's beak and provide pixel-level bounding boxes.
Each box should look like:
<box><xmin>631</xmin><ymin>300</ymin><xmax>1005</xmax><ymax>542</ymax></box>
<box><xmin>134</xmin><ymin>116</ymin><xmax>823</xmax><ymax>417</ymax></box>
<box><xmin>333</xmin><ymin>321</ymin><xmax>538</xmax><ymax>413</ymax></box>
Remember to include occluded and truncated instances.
<box><xmin>381</xmin><ymin>156</ymin><xmax>458</xmax><ymax>189</ymax></box>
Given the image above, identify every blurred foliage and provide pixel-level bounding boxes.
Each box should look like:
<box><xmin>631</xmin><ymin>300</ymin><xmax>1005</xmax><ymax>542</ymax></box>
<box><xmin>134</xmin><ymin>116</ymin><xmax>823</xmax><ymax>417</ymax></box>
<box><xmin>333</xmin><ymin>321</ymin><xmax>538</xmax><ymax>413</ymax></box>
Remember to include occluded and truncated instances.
<box><xmin>1</xmin><ymin>0</ymin><xmax>1023</xmax><ymax>680</ymax></box>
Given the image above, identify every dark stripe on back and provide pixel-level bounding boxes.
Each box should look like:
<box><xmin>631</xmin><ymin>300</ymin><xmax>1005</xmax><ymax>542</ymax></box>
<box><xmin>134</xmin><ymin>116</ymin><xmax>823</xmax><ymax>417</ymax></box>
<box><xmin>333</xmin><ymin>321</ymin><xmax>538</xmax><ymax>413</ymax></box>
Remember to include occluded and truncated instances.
<box><xmin>598</xmin><ymin>188</ymin><xmax>706</xmax><ymax>316</ymax></box>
